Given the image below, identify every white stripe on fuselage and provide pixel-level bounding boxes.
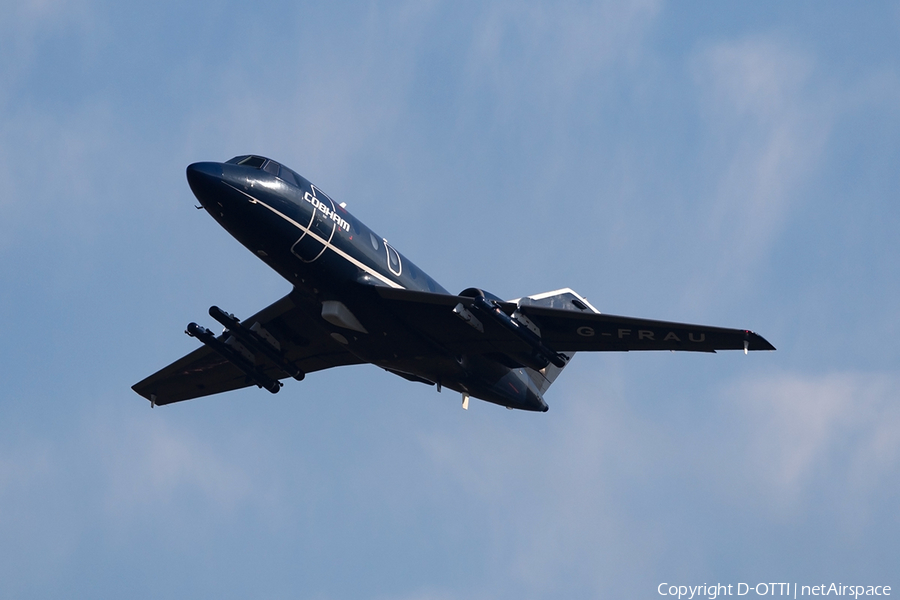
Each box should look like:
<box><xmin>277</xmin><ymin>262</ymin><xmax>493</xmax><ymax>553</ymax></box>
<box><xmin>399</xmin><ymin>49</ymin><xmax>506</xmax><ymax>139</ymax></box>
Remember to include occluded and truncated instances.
<box><xmin>223</xmin><ymin>182</ymin><xmax>405</xmax><ymax>289</ymax></box>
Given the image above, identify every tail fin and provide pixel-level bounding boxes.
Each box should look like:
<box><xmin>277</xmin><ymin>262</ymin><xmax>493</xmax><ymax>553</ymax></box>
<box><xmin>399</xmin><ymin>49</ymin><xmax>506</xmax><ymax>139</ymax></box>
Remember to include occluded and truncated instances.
<box><xmin>510</xmin><ymin>288</ymin><xmax>600</xmax><ymax>394</ymax></box>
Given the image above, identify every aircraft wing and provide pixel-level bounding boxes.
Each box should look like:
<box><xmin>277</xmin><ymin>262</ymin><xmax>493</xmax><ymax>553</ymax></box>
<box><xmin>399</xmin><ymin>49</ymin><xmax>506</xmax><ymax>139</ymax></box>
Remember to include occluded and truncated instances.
<box><xmin>133</xmin><ymin>292</ymin><xmax>363</xmax><ymax>406</ymax></box>
<box><xmin>513</xmin><ymin>305</ymin><xmax>775</xmax><ymax>352</ymax></box>
<box><xmin>372</xmin><ymin>287</ymin><xmax>774</xmax><ymax>357</ymax></box>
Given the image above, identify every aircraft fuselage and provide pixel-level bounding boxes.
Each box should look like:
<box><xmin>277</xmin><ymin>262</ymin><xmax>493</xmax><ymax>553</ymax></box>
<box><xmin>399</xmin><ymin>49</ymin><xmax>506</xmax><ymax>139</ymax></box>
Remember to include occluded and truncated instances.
<box><xmin>187</xmin><ymin>157</ymin><xmax>551</xmax><ymax>411</ymax></box>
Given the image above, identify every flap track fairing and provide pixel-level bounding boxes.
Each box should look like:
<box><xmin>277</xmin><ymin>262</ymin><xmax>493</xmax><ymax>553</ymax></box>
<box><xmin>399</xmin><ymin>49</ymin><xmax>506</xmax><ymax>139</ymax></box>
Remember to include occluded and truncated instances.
<box><xmin>208</xmin><ymin>306</ymin><xmax>305</xmax><ymax>380</ymax></box>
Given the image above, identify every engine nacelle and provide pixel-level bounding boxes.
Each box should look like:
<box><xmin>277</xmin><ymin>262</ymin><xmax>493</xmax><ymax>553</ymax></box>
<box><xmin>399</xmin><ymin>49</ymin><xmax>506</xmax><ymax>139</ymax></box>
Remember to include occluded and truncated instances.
<box><xmin>470</xmin><ymin>296</ymin><xmax>568</xmax><ymax>369</ymax></box>
<box><xmin>458</xmin><ymin>287</ymin><xmax>505</xmax><ymax>303</ymax></box>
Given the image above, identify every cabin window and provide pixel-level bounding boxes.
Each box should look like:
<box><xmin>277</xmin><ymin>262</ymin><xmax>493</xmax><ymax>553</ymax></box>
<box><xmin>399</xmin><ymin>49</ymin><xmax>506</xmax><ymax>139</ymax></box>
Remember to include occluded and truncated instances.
<box><xmin>278</xmin><ymin>166</ymin><xmax>299</xmax><ymax>187</ymax></box>
<box><xmin>369</xmin><ymin>233</ymin><xmax>380</xmax><ymax>251</ymax></box>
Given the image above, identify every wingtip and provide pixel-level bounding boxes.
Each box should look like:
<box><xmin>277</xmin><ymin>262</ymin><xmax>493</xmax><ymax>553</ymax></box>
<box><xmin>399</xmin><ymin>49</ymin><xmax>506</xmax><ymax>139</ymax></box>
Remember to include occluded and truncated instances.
<box><xmin>747</xmin><ymin>331</ymin><xmax>776</xmax><ymax>351</ymax></box>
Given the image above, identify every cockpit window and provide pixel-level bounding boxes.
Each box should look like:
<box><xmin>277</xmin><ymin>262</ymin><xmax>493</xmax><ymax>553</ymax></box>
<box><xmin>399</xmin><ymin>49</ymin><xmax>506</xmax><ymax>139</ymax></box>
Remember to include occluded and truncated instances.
<box><xmin>278</xmin><ymin>166</ymin><xmax>299</xmax><ymax>187</ymax></box>
<box><xmin>236</xmin><ymin>155</ymin><xmax>266</xmax><ymax>168</ymax></box>
<box><xmin>262</xmin><ymin>159</ymin><xmax>280</xmax><ymax>175</ymax></box>
<box><xmin>226</xmin><ymin>155</ymin><xmax>250</xmax><ymax>165</ymax></box>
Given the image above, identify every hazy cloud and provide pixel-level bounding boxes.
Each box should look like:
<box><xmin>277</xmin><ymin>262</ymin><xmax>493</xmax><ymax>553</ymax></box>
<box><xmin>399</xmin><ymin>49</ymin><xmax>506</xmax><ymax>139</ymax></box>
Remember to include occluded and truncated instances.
<box><xmin>1</xmin><ymin>2</ymin><xmax>898</xmax><ymax>597</ymax></box>
<box><xmin>689</xmin><ymin>36</ymin><xmax>833</xmax><ymax>294</ymax></box>
<box><xmin>463</xmin><ymin>0</ymin><xmax>662</xmax><ymax>116</ymax></box>
<box><xmin>98</xmin><ymin>418</ymin><xmax>257</xmax><ymax>517</ymax></box>
<box><xmin>721</xmin><ymin>371</ymin><xmax>900</xmax><ymax>519</ymax></box>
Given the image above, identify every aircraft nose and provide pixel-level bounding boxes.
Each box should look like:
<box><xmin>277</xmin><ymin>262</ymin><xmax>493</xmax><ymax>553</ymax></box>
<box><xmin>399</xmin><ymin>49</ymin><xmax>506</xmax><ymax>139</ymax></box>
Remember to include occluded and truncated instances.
<box><xmin>186</xmin><ymin>162</ymin><xmax>224</xmax><ymax>202</ymax></box>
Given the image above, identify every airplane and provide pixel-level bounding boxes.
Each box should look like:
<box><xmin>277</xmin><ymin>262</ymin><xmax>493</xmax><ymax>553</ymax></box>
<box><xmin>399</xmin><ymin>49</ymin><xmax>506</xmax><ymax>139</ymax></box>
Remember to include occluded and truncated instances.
<box><xmin>132</xmin><ymin>155</ymin><xmax>775</xmax><ymax>413</ymax></box>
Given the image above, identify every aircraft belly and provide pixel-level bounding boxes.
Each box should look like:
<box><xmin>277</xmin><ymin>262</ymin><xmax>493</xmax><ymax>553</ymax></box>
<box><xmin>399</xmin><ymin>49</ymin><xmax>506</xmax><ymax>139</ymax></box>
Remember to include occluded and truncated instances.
<box><xmin>288</xmin><ymin>283</ymin><xmax>537</xmax><ymax>410</ymax></box>
<box><xmin>373</xmin><ymin>358</ymin><xmax>547</xmax><ymax>412</ymax></box>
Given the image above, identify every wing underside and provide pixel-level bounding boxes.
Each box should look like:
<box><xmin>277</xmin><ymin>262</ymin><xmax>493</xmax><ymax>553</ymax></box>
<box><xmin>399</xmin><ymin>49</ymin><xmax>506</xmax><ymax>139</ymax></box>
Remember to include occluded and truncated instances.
<box><xmin>133</xmin><ymin>293</ymin><xmax>362</xmax><ymax>406</ymax></box>
<box><xmin>519</xmin><ymin>305</ymin><xmax>774</xmax><ymax>352</ymax></box>
<box><xmin>134</xmin><ymin>285</ymin><xmax>773</xmax><ymax>406</ymax></box>
<box><xmin>371</xmin><ymin>286</ymin><xmax>775</xmax><ymax>358</ymax></box>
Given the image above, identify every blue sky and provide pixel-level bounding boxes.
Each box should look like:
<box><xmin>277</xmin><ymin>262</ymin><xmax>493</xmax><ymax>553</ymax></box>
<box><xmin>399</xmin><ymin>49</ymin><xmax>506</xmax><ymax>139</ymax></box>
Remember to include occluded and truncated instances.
<box><xmin>1</xmin><ymin>1</ymin><xmax>899</xmax><ymax>598</ymax></box>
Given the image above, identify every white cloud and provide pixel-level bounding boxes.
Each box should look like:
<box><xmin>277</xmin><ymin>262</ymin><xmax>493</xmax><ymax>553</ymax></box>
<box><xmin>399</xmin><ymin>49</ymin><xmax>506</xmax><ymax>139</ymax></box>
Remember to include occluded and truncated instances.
<box><xmin>2</xmin><ymin>2</ymin><xmax>898</xmax><ymax>595</ymax></box>
<box><xmin>720</xmin><ymin>371</ymin><xmax>900</xmax><ymax>520</ymax></box>
<box><xmin>413</xmin><ymin>366</ymin><xmax>900</xmax><ymax>594</ymax></box>
<box><xmin>0</xmin><ymin>100</ymin><xmax>124</xmax><ymax>254</ymax></box>
<box><xmin>97</xmin><ymin>418</ymin><xmax>256</xmax><ymax>517</ymax></box>
<box><xmin>0</xmin><ymin>0</ymin><xmax>99</xmax><ymax>85</ymax></box>
<box><xmin>0</xmin><ymin>413</ymin><xmax>271</xmax><ymax>528</ymax></box>
<box><xmin>181</xmin><ymin>1</ymin><xmax>444</xmax><ymax>189</ymax></box>
<box><xmin>415</xmin><ymin>365</ymin><xmax>666</xmax><ymax>596</ymax></box>
<box><xmin>462</xmin><ymin>0</ymin><xmax>661</xmax><ymax>123</ymax></box>
<box><xmin>688</xmin><ymin>37</ymin><xmax>833</xmax><ymax>291</ymax></box>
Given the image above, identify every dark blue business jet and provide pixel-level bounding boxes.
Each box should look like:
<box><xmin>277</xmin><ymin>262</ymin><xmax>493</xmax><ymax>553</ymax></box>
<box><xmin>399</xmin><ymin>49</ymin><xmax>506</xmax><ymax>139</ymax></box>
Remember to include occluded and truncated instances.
<box><xmin>133</xmin><ymin>156</ymin><xmax>775</xmax><ymax>412</ymax></box>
